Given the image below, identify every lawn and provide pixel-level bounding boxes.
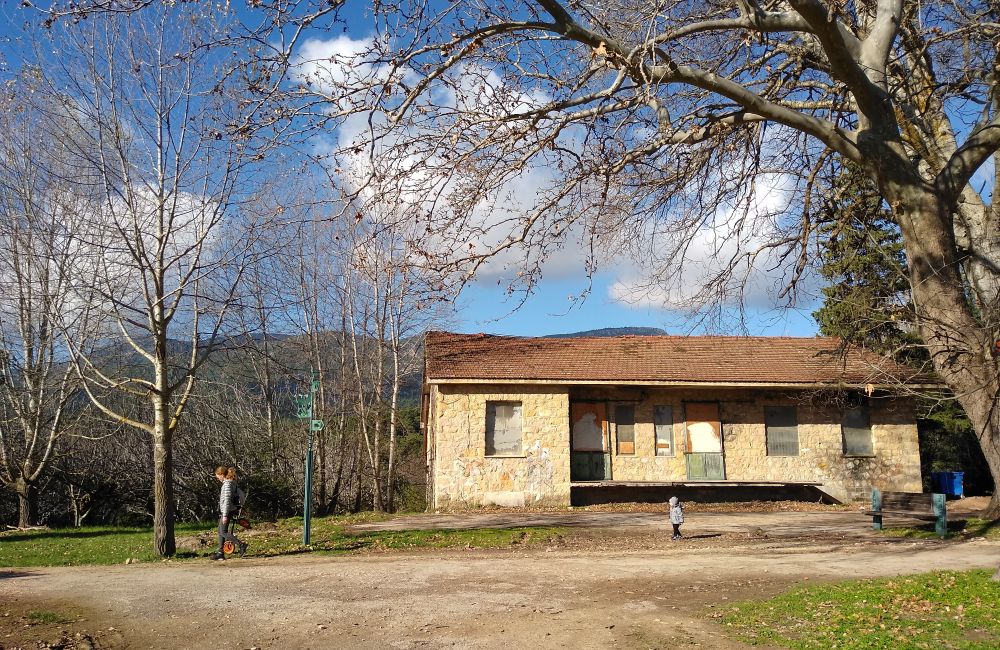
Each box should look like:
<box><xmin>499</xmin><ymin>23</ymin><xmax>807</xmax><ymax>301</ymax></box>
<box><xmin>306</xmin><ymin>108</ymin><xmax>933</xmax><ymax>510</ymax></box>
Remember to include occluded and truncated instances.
<box><xmin>0</xmin><ymin>523</ymin><xmax>205</xmax><ymax>566</ymax></box>
<box><xmin>250</xmin><ymin>518</ymin><xmax>561</xmax><ymax>557</ymax></box>
<box><xmin>878</xmin><ymin>517</ymin><xmax>1000</xmax><ymax>540</ymax></box>
<box><xmin>721</xmin><ymin>570</ymin><xmax>1000</xmax><ymax>649</ymax></box>
<box><xmin>0</xmin><ymin>516</ymin><xmax>564</xmax><ymax>567</ymax></box>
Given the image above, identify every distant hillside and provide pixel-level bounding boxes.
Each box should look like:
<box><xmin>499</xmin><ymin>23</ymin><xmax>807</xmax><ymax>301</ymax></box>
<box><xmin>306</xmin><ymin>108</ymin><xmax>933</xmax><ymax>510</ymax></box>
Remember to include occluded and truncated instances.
<box><xmin>543</xmin><ymin>327</ymin><xmax>668</xmax><ymax>338</ymax></box>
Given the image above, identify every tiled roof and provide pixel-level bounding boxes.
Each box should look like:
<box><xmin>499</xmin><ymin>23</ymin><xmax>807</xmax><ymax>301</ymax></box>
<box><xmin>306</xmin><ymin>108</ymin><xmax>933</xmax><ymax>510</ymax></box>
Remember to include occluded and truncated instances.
<box><xmin>423</xmin><ymin>331</ymin><xmax>935</xmax><ymax>386</ymax></box>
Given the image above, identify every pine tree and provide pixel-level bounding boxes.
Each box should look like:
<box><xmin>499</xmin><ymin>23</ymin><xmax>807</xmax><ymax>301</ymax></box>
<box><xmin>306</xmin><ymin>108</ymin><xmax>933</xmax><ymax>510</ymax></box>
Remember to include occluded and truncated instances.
<box><xmin>812</xmin><ymin>165</ymin><xmax>917</xmax><ymax>360</ymax></box>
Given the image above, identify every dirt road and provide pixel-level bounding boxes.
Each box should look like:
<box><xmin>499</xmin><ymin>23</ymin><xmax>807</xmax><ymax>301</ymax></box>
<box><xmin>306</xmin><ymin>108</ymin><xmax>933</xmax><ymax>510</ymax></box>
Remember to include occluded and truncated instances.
<box><xmin>2</xmin><ymin>510</ymin><xmax>998</xmax><ymax>650</ymax></box>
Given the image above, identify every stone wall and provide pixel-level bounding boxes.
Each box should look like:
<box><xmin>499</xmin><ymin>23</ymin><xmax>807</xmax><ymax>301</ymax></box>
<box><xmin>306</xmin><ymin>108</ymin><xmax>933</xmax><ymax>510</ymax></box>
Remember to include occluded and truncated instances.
<box><xmin>716</xmin><ymin>393</ymin><xmax>922</xmax><ymax>502</ymax></box>
<box><xmin>427</xmin><ymin>383</ymin><xmax>922</xmax><ymax>508</ymax></box>
<box><xmin>428</xmin><ymin>384</ymin><xmax>570</xmax><ymax>509</ymax></box>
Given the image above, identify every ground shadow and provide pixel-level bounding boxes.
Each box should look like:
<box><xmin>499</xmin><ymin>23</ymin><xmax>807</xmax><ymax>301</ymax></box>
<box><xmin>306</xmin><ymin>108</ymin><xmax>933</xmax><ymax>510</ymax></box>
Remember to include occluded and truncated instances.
<box><xmin>879</xmin><ymin>517</ymin><xmax>1000</xmax><ymax>540</ymax></box>
<box><xmin>0</xmin><ymin>529</ymin><xmax>132</xmax><ymax>543</ymax></box>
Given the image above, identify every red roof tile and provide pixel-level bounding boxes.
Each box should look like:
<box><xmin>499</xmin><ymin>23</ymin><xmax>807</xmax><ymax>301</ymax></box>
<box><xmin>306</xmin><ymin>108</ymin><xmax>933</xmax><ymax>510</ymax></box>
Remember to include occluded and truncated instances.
<box><xmin>423</xmin><ymin>331</ymin><xmax>934</xmax><ymax>386</ymax></box>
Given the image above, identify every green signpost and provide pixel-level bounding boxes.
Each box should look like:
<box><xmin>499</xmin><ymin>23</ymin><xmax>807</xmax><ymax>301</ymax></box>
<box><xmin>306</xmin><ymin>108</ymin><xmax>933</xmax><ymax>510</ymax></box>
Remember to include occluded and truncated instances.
<box><xmin>294</xmin><ymin>370</ymin><xmax>323</xmax><ymax>545</ymax></box>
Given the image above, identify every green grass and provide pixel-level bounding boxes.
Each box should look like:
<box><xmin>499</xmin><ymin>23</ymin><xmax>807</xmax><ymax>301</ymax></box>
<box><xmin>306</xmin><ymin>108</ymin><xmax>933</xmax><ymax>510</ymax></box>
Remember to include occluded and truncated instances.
<box><xmin>25</xmin><ymin>610</ymin><xmax>71</xmax><ymax>625</ymax></box>
<box><xmin>721</xmin><ymin>570</ymin><xmax>1000</xmax><ymax>649</ymax></box>
<box><xmin>251</xmin><ymin>517</ymin><xmax>564</xmax><ymax>556</ymax></box>
<box><xmin>879</xmin><ymin>518</ymin><xmax>1000</xmax><ymax>540</ymax></box>
<box><xmin>0</xmin><ymin>522</ymin><xmax>205</xmax><ymax>567</ymax></box>
<box><xmin>0</xmin><ymin>516</ymin><xmax>564</xmax><ymax>567</ymax></box>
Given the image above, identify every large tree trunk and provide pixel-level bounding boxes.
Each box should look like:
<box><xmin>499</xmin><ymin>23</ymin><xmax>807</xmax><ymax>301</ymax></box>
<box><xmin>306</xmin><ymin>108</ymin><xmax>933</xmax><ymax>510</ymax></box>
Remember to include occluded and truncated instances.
<box><xmin>152</xmin><ymin>400</ymin><xmax>176</xmax><ymax>557</ymax></box>
<box><xmin>15</xmin><ymin>477</ymin><xmax>38</xmax><ymax>528</ymax></box>
<box><xmin>884</xmin><ymin>177</ymin><xmax>1000</xmax><ymax>520</ymax></box>
<box><xmin>960</xmin><ymin>396</ymin><xmax>1000</xmax><ymax>520</ymax></box>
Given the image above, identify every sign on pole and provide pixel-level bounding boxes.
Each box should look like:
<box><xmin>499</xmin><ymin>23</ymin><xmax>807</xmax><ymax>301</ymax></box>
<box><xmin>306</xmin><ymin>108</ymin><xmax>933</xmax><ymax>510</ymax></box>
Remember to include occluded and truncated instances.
<box><xmin>295</xmin><ymin>369</ymin><xmax>323</xmax><ymax>545</ymax></box>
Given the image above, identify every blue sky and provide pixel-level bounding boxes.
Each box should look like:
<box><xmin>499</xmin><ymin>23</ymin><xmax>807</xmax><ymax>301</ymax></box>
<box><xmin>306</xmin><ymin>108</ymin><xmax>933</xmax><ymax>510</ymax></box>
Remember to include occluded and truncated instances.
<box><xmin>0</xmin><ymin>4</ymin><xmax>824</xmax><ymax>339</ymax></box>
<box><xmin>454</xmin><ymin>272</ymin><xmax>821</xmax><ymax>337</ymax></box>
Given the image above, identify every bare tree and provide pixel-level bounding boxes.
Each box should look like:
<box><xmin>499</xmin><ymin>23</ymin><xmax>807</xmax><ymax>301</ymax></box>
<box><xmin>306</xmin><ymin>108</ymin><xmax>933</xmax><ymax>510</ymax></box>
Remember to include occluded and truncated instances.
<box><xmin>33</xmin><ymin>6</ymin><xmax>268</xmax><ymax>555</ymax></box>
<box><xmin>34</xmin><ymin>0</ymin><xmax>996</xmax><ymax>525</ymax></box>
<box><xmin>289</xmin><ymin>0</ymin><xmax>1000</xmax><ymax>520</ymax></box>
<box><xmin>0</xmin><ymin>84</ymin><xmax>94</xmax><ymax>528</ymax></box>
<box><xmin>331</xmin><ymin>206</ymin><xmax>444</xmax><ymax>512</ymax></box>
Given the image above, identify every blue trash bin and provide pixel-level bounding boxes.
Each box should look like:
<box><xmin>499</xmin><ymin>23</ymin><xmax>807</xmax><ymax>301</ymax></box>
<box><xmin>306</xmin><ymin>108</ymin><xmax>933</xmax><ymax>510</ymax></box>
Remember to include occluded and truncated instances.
<box><xmin>931</xmin><ymin>471</ymin><xmax>964</xmax><ymax>497</ymax></box>
<box><xmin>948</xmin><ymin>471</ymin><xmax>964</xmax><ymax>497</ymax></box>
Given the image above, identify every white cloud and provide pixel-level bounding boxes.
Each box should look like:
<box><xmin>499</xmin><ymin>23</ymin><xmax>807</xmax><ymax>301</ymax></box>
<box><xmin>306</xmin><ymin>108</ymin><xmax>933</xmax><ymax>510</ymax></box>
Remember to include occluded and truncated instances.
<box><xmin>291</xmin><ymin>35</ymin><xmax>395</xmax><ymax>101</ymax></box>
<box><xmin>607</xmin><ymin>173</ymin><xmax>820</xmax><ymax>311</ymax></box>
<box><xmin>315</xmin><ymin>58</ymin><xmax>589</xmax><ymax>284</ymax></box>
<box><xmin>310</xmin><ymin>52</ymin><xmax>817</xmax><ymax>311</ymax></box>
<box><xmin>65</xmin><ymin>188</ymin><xmax>227</xmax><ymax>322</ymax></box>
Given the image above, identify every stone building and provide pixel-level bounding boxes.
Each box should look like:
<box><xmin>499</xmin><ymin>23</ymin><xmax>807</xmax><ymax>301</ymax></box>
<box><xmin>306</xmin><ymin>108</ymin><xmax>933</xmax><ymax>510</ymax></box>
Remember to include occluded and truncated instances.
<box><xmin>421</xmin><ymin>332</ymin><xmax>934</xmax><ymax>509</ymax></box>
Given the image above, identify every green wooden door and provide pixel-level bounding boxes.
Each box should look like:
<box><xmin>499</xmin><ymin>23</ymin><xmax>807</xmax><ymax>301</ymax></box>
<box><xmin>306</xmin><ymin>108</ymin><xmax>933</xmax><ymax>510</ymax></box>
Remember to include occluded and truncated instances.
<box><xmin>571</xmin><ymin>451</ymin><xmax>610</xmax><ymax>481</ymax></box>
<box><xmin>570</xmin><ymin>402</ymin><xmax>610</xmax><ymax>481</ymax></box>
<box><xmin>686</xmin><ymin>452</ymin><xmax>725</xmax><ymax>480</ymax></box>
<box><xmin>684</xmin><ymin>401</ymin><xmax>725</xmax><ymax>480</ymax></box>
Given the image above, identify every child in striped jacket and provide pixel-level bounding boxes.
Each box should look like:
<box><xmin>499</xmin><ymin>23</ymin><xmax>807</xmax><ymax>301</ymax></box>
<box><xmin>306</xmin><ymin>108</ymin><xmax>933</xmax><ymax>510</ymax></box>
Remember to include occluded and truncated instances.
<box><xmin>211</xmin><ymin>466</ymin><xmax>247</xmax><ymax>560</ymax></box>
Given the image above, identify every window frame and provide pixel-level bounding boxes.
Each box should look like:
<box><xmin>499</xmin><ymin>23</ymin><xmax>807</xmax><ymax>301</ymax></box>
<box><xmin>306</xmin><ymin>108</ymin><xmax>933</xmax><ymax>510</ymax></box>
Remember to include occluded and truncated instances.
<box><xmin>653</xmin><ymin>405</ymin><xmax>675</xmax><ymax>457</ymax></box>
<box><xmin>485</xmin><ymin>400</ymin><xmax>523</xmax><ymax>457</ymax></box>
<box><xmin>615</xmin><ymin>404</ymin><xmax>635</xmax><ymax>455</ymax></box>
<box><xmin>764</xmin><ymin>405</ymin><xmax>799</xmax><ymax>457</ymax></box>
<box><xmin>841</xmin><ymin>404</ymin><xmax>873</xmax><ymax>457</ymax></box>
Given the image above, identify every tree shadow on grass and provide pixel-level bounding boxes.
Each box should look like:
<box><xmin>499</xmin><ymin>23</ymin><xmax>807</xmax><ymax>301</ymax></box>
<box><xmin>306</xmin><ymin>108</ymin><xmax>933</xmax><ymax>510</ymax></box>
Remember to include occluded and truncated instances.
<box><xmin>882</xmin><ymin>517</ymin><xmax>1000</xmax><ymax>539</ymax></box>
<box><xmin>0</xmin><ymin>529</ymin><xmax>146</xmax><ymax>543</ymax></box>
<box><xmin>244</xmin><ymin>527</ymin><xmax>559</xmax><ymax>559</ymax></box>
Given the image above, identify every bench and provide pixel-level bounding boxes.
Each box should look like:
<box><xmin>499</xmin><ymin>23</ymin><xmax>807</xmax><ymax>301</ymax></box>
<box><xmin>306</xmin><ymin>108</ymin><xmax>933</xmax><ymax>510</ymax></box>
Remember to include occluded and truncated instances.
<box><xmin>863</xmin><ymin>489</ymin><xmax>948</xmax><ymax>538</ymax></box>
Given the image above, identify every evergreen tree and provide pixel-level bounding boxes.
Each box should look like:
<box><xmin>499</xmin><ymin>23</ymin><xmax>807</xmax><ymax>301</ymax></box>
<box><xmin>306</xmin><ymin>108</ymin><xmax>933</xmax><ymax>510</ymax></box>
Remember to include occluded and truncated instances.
<box><xmin>812</xmin><ymin>166</ymin><xmax>918</xmax><ymax>361</ymax></box>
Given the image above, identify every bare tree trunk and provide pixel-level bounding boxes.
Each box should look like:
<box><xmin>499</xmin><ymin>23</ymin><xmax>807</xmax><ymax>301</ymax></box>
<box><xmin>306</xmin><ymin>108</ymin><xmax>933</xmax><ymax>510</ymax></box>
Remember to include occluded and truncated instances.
<box><xmin>372</xmin><ymin>305</ymin><xmax>386</xmax><ymax>512</ymax></box>
<box><xmin>385</xmin><ymin>286</ymin><xmax>406</xmax><ymax>513</ymax></box>
<box><xmin>14</xmin><ymin>477</ymin><xmax>38</xmax><ymax>528</ymax></box>
<box><xmin>260</xmin><ymin>321</ymin><xmax>278</xmax><ymax>475</ymax></box>
<box><xmin>386</xmin><ymin>348</ymin><xmax>400</xmax><ymax>513</ymax></box>
<box><xmin>326</xmin><ymin>328</ymin><xmax>351</xmax><ymax>513</ymax></box>
<box><xmin>152</xmin><ymin>404</ymin><xmax>176</xmax><ymax>557</ymax></box>
<box><xmin>265</xmin><ymin>382</ymin><xmax>277</xmax><ymax>475</ymax></box>
<box><xmin>351</xmin><ymin>431</ymin><xmax>364</xmax><ymax>512</ymax></box>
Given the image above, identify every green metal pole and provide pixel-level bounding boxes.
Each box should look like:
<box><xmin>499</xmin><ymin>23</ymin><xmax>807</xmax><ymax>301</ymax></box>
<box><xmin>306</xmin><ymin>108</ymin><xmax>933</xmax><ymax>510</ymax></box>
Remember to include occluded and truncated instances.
<box><xmin>933</xmin><ymin>492</ymin><xmax>948</xmax><ymax>539</ymax></box>
<box><xmin>871</xmin><ymin>489</ymin><xmax>882</xmax><ymax>531</ymax></box>
<box><xmin>303</xmin><ymin>369</ymin><xmax>318</xmax><ymax>546</ymax></box>
<box><xmin>303</xmin><ymin>443</ymin><xmax>314</xmax><ymax>545</ymax></box>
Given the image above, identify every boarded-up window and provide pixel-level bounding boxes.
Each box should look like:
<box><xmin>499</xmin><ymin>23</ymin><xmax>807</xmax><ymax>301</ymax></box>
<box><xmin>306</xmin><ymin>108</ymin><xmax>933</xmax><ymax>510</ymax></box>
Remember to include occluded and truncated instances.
<box><xmin>615</xmin><ymin>405</ymin><xmax>635</xmax><ymax>455</ymax></box>
<box><xmin>571</xmin><ymin>402</ymin><xmax>606</xmax><ymax>451</ymax></box>
<box><xmin>486</xmin><ymin>401</ymin><xmax>522</xmax><ymax>456</ymax></box>
<box><xmin>684</xmin><ymin>402</ymin><xmax>722</xmax><ymax>453</ymax></box>
<box><xmin>842</xmin><ymin>405</ymin><xmax>872</xmax><ymax>456</ymax></box>
<box><xmin>765</xmin><ymin>406</ymin><xmax>799</xmax><ymax>456</ymax></box>
<box><xmin>654</xmin><ymin>405</ymin><xmax>674</xmax><ymax>456</ymax></box>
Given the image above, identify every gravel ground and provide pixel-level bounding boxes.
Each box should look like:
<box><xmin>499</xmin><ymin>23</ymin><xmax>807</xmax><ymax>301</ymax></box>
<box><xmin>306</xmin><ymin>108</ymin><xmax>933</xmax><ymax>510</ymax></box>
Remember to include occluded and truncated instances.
<box><xmin>1</xmin><ymin>500</ymin><xmax>996</xmax><ymax>650</ymax></box>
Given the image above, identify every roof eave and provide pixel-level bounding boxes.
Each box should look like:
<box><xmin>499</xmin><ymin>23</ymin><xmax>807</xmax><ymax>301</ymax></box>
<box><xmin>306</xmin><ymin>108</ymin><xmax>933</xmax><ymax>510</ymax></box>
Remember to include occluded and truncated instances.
<box><xmin>425</xmin><ymin>377</ymin><xmax>942</xmax><ymax>389</ymax></box>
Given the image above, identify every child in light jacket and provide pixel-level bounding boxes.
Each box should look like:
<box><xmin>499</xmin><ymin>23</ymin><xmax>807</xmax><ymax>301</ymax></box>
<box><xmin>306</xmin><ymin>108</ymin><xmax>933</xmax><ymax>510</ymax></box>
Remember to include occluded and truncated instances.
<box><xmin>669</xmin><ymin>496</ymin><xmax>684</xmax><ymax>540</ymax></box>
